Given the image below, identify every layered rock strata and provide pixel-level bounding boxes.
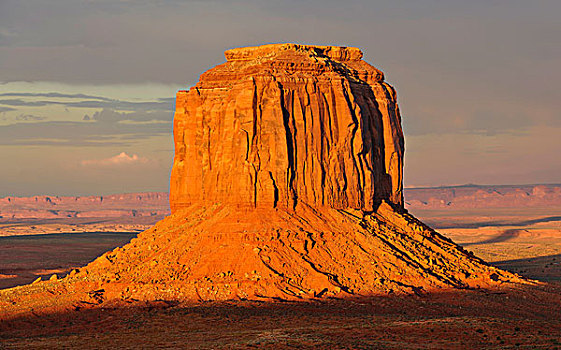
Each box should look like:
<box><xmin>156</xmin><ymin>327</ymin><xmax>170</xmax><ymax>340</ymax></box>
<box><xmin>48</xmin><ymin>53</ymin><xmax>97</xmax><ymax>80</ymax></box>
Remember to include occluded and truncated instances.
<box><xmin>170</xmin><ymin>43</ymin><xmax>403</xmax><ymax>212</ymax></box>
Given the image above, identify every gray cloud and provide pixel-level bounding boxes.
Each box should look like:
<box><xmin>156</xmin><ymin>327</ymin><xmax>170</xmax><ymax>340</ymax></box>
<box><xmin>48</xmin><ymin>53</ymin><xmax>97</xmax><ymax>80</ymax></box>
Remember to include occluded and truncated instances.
<box><xmin>0</xmin><ymin>1</ymin><xmax>558</xmax><ymax>139</ymax></box>
<box><xmin>88</xmin><ymin>108</ymin><xmax>172</xmax><ymax>123</ymax></box>
<box><xmin>0</xmin><ymin>96</ymin><xmax>174</xmax><ymax>111</ymax></box>
<box><xmin>0</xmin><ymin>109</ymin><xmax>172</xmax><ymax>146</ymax></box>
<box><xmin>0</xmin><ymin>0</ymin><xmax>559</xmax><ymax>192</ymax></box>
<box><xmin>0</xmin><ymin>99</ymin><xmax>49</xmax><ymax>107</ymax></box>
<box><xmin>0</xmin><ymin>0</ymin><xmax>559</xmax><ymax>85</ymax></box>
<box><xmin>63</xmin><ymin>99</ymin><xmax>173</xmax><ymax>111</ymax></box>
<box><xmin>402</xmin><ymin>107</ymin><xmax>539</xmax><ymax>137</ymax></box>
<box><xmin>15</xmin><ymin>114</ymin><xmax>45</xmax><ymax>121</ymax></box>
<box><xmin>0</xmin><ymin>92</ymin><xmax>114</xmax><ymax>101</ymax></box>
<box><xmin>0</xmin><ymin>90</ymin><xmax>174</xmax><ymax>147</ymax></box>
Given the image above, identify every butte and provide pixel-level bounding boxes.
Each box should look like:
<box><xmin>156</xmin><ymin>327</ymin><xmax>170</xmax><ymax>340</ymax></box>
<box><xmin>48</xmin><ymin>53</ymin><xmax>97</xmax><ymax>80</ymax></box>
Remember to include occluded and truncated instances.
<box><xmin>0</xmin><ymin>44</ymin><xmax>525</xmax><ymax>312</ymax></box>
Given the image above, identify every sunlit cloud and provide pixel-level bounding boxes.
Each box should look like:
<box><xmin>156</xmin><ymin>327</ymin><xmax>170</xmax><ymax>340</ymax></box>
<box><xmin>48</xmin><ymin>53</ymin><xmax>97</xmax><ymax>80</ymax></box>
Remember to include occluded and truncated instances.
<box><xmin>80</xmin><ymin>152</ymin><xmax>149</xmax><ymax>167</ymax></box>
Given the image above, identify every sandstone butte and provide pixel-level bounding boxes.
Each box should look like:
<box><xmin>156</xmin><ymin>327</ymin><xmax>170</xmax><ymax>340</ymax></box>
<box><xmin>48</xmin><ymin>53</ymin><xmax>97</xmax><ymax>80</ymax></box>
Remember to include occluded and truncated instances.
<box><xmin>0</xmin><ymin>44</ymin><xmax>528</xmax><ymax>317</ymax></box>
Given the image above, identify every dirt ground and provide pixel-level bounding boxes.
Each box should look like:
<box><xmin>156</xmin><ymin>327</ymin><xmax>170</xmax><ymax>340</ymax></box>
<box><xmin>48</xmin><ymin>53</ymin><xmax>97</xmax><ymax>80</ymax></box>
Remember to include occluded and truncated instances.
<box><xmin>1</xmin><ymin>206</ymin><xmax>561</xmax><ymax>349</ymax></box>
<box><xmin>415</xmin><ymin>206</ymin><xmax>561</xmax><ymax>283</ymax></box>
<box><xmin>1</xmin><ymin>285</ymin><xmax>560</xmax><ymax>349</ymax></box>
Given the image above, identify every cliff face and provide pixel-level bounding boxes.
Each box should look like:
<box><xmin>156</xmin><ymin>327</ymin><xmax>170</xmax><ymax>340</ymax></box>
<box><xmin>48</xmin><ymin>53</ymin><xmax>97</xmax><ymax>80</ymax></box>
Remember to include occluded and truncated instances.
<box><xmin>170</xmin><ymin>44</ymin><xmax>404</xmax><ymax>212</ymax></box>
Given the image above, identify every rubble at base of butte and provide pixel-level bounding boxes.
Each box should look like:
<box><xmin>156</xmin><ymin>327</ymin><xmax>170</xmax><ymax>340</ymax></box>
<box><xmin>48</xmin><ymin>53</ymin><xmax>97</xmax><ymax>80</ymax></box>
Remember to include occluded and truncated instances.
<box><xmin>0</xmin><ymin>44</ymin><xmax>527</xmax><ymax>312</ymax></box>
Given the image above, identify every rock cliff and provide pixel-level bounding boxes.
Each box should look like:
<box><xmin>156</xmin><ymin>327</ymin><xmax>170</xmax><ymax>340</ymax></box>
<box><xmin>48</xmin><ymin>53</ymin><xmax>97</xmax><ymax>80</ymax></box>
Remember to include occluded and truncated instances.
<box><xmin>170</xmin><ymin>43</ymin><xmax>403</xmax><ymax>212</ymax></box>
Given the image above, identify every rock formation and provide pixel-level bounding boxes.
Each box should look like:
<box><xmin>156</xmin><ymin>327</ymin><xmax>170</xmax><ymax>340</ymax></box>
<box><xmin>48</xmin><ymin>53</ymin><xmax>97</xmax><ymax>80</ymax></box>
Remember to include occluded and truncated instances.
<box><xmin>170</xmin><ymin>43</ymin><xmax>403</xmax><ymax>212</ymax></box>
<box><xmin>0</xmin><ymin>44</ymin><xmax>525</xmax><ymax>315</ymax></box>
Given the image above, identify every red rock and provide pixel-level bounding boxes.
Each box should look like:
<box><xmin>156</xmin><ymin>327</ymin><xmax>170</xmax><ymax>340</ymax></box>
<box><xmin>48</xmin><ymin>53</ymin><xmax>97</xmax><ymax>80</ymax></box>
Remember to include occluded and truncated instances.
<box><xmin>170</xmin><ymin>43</ymin><xmax>404</xmax><ymax>212</ymax></box>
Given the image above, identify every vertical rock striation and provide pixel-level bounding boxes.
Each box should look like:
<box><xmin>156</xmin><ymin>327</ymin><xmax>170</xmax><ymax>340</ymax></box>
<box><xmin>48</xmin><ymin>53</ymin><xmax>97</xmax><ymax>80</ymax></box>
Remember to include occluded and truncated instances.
<box><xmin>170</xmin><ymin>44</ymin><xmax>404</xmax><ymax>212</ymax></box>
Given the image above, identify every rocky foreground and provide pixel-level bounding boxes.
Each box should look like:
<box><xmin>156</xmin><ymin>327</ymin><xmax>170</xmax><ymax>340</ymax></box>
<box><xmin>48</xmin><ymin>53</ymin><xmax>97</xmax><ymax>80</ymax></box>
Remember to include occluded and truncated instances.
<box><xmin>2</xmin><ymin>284</ymin><xmax>561</xmax><ymax>349</ymax></box>
<box><xmin>0</xmin><ymin>201</ymin><xmax>525</xmax><ymax>314</ymax></box>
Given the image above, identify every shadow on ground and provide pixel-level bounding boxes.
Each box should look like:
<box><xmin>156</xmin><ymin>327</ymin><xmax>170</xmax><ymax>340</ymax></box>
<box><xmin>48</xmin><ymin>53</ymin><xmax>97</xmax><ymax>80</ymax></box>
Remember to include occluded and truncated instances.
<box><xmin>428</xmin><ymin>215</ymin><xmax>561</xmax><ymax>230</ymax></box>
<box><xmin>493</xmin><ymin>254</ymin><xmax>561</xmax><ymax>282</ymax></box>
<box><xmin>1</xmin><ymin>285</ymin><xmax>561</xmax><ymax>349</ymax></box>
<box><xmin>0</xmin><ymin>232</ymin><xmax>137</xmax><ymax>289</ymax></box>
<box><xmin>462</xmin><ymin>229</ymin><xmax>522</xmax><ymax>246</ymax></box>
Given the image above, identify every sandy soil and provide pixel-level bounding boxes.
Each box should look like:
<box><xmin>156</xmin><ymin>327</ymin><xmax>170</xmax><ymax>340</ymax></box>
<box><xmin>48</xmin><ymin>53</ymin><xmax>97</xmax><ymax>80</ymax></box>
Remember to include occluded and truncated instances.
<box><xmin>0</xmin><ymin>215</ymin><xmax>165</xmax><ymax>237</ymax></box>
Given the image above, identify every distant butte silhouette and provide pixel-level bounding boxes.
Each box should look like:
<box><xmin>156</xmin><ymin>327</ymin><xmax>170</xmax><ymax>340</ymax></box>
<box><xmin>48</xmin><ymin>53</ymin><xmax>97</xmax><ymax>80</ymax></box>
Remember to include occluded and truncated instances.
<box><xmin>0</xmin><ymin>44</ymin><xmax>525</xmax><ymax>313</ymax></box>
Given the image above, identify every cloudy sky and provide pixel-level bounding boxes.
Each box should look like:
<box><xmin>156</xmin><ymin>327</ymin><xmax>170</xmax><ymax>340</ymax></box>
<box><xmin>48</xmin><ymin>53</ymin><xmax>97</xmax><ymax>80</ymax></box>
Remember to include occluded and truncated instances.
<box><xmin>1</xmin><ymin>0</ymin><xmax>559</xmax><ymax>196</ymax></box>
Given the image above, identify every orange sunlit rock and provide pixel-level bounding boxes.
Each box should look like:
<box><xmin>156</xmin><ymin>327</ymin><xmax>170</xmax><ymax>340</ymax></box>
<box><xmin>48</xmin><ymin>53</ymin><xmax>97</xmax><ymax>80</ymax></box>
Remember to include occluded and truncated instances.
<box><xmin>170</xmin><ymin>43</ymin><xmax>404</xmax><ymax>211</ymax></box>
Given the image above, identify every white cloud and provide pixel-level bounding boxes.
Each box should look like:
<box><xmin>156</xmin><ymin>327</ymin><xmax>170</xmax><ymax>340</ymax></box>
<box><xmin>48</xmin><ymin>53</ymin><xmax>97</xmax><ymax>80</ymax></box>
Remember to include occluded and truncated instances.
<box><xmin>80</xmin><ymin>152</ymin><xmax>149</xmax><ymax>167</ymax></box>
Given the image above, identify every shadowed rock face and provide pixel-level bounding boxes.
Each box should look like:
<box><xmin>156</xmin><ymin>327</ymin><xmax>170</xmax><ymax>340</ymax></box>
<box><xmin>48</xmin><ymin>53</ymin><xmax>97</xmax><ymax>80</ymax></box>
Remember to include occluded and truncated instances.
<box><xmin>171</xmin><ymin>43</ymin><xmax>404</xmax><ymax>212</ymax></box>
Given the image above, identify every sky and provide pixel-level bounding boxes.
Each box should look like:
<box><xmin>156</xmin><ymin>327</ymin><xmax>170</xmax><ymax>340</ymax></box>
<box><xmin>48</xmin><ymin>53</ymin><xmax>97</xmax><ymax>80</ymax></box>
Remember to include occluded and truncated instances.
<box><xmin>1</xmin><ymin>0</ymin><xmax>560</xmax><ymax>196</ymax></box>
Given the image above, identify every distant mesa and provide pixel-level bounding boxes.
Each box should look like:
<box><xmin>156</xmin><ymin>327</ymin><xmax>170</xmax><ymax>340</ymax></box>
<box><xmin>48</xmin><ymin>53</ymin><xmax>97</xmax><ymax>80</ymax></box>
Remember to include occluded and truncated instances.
<box><xmin>404</xmin><ymin>184</ymin><xmax>561</xmax><ymax>209</ymax></box>
<box><xmin>0</xmin><ymin>192</ymin><xmax>170</xmax><ymax>220</ymax></box>
<box><xmin>0</xmin><ymin>44</ymin><xmax>525</xmax><ymax>315</ymax></box>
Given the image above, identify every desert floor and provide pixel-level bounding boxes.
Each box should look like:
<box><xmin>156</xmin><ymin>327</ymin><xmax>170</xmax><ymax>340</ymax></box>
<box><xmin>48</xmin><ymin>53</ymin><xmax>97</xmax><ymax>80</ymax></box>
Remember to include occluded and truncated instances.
<box><xmin>1</xmin><ymin>207</ymin><xmax>561</xmax><ymax>349</ymax></box>
<box><xmin>418</xmin><ymin>206</ymin><xmax>561</xmax><ymax>283</ymax></box>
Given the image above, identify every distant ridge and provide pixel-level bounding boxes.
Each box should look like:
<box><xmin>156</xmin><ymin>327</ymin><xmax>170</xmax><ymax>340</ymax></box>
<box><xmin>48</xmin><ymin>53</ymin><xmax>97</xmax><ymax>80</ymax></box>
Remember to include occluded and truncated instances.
<box><xmin>3</xmin><ymin>183</ymin><xmax>560</xmax><ymax>218</ymax></box>
<box><xmin>404</xmin><ymin>184</ymin><xmax>561</xmax><ymax>209</ymax></box>
<box><xmin>0</xmin><ymin>192</ymin><xmax>170</xmax><ymax>220</ymax></box>
<box><xmin>405</xmin><ymin>183</ymin><xmax>561</xmax><ymax>190</ymax></box>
